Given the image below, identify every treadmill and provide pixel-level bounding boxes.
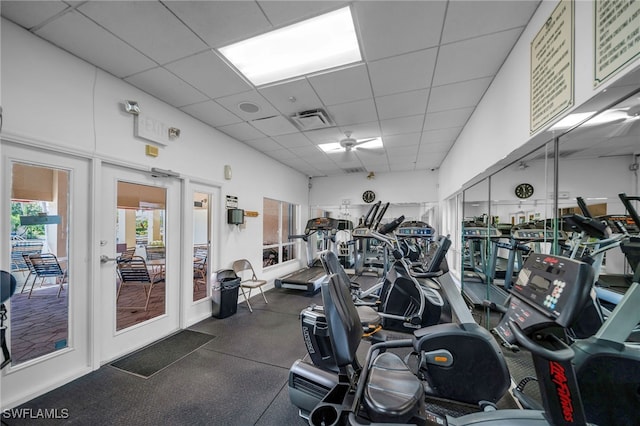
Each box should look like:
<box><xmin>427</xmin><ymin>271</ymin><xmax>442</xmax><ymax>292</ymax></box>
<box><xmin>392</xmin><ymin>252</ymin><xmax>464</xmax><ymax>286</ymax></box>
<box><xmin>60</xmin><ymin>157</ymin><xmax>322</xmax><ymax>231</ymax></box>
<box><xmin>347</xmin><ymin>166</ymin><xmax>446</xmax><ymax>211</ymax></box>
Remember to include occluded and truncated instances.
<box><xmin>274</xmin><ymin>217</ymin><xmax>345</xmax><ymax>296</ymax></box>
<box><xmin>461</xmin><ymin>225</ymin><xmax>508</xmax><ymax>308</ymax></box>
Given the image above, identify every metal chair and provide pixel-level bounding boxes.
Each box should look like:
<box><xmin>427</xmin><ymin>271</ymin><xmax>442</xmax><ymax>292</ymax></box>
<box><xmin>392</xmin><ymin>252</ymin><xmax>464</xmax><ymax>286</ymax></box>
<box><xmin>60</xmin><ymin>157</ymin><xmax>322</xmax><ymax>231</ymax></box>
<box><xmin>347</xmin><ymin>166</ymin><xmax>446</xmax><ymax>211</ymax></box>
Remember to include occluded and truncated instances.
<box><xmin>193</xmin><ymin>246</ymin><xmax>208</xmax><ymax>291</ymax></box>
<box><xmin>19</xmin><ymin>253</ymin><xmax>37</xmax><ymax>294</ymax></box>
<box><xmin>27</xmin><ymin>253</ymin><xmax>67</xmax><ymax>298</ymax></box>
<box><xmin>232</xmin><ymin>259</ymin><xmax>268</xmax><ymax>313</ymax></box>
<box><xmin>116</xmin><ymin>256</ymin><xmax>157</xmax><ymax>311</ymax></box>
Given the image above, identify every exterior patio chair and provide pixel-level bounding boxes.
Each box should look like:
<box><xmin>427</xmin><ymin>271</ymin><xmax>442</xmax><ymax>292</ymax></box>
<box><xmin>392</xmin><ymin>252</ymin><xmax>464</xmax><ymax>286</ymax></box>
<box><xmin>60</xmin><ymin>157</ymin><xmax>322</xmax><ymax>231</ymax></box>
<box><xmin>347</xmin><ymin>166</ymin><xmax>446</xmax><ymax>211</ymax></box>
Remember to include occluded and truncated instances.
<box><xmin>232</xmin><ymin>259</ymin><xmax>268</xmax><ymax>313</ymax></box>
<box><xmin>27</xmin><ymin>253</ymin><xmax>67</xmax><ymax>299</ymax></box>
<box><xmin>116</xmin><ymin>256</ymin><xmax>157</xmax><ymax>311</ymax></box>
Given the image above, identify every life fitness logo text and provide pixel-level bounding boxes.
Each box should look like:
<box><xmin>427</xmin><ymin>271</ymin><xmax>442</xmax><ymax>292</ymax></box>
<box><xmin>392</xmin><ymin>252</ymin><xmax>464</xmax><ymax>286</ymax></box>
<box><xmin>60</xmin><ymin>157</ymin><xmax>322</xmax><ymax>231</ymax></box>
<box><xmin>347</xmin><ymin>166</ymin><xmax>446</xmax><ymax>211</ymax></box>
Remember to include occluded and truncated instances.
<box><xmin>549</xmin><ymin>361</ymin><xmax>574</xmax><ymax>422</ymax></box>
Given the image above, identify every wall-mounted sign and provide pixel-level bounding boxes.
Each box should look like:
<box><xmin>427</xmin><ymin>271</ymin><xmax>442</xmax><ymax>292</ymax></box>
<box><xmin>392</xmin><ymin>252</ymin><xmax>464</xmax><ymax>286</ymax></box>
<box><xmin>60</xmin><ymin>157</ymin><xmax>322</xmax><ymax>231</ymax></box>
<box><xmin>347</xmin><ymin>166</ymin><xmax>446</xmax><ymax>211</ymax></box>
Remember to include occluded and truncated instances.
<box><xmin>530</xmin><ymin>0</ymin><xmax>574</xmax><ymax>134</ymax></box>
<box><xmin>225</xmin><ymin>195</ymin><xmax>238</xmax><ymax>209</ymax></box>
<box><xmin>20</xmin><ymin>215</ymin><xmax>61</xmax><ymax>225</ymax></box>
<box><xmin>134</xmin><ymin>114</ymin><xmax>170</xmax><ymax>146</ymax></box>
<box><xmin>594</xmin><ymin>0</ymin><xmax>640</xmax><ymax>86</ymax></box>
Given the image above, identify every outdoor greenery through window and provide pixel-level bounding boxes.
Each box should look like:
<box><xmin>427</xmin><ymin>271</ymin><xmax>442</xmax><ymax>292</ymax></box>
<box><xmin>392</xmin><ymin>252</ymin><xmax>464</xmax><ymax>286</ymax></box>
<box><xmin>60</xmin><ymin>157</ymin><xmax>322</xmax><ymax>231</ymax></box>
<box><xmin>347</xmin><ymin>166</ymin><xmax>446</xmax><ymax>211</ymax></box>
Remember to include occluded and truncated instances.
<box><xmin>263</xmin><ymin>198</ymin><xmax>298</xmax><ymax>267</ymax></box>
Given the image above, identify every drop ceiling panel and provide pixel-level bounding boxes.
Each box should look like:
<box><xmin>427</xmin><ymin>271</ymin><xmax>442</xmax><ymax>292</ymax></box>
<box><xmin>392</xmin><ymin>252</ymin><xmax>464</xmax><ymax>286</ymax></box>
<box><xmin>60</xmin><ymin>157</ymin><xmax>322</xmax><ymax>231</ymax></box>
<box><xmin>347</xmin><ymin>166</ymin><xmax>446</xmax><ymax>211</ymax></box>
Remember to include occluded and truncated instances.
<box><xmin>258</xmin><ymin>78</ymin><xmax>324</xmax><ymax>116</ymax></box>
<box><xmin>215</xmin><ymin>90</ymin><xmax>281</xmax><ymax>120</ymax></box>
<box><xmin>383</xmin><ymin>133</ymin><xmax>421</xmax><ymax>148</ymax></box>
<box><xmin>217</xmin><ymin>122</ymin><xmax>266</xmax><ymax>141</ymax></box>
<box><xmin>258</xmin><ymin>1</ymin><xmax>348</xmax><ymax>27</ymax></box>
<box><xmin>125</xmin><ymin>67</ymin><xmax>208</xmax><ymax>107</ymax></box>
<box><xmin>380</xmin><ymin>115</ymin><xmax>425</xmax><ymax>136</ymax></box>
<box><xmin>163</xmin><ymin>1</ymin><xmax>271</xmax><ymax>48</ymax></box>
<box><xmin>290</xmin><ymin>146</ymin><xmax>323</xmax><ymax>157</ymax></box>
<box><xmin>242</xmin><ymin>137</ymin><xmax>283</xmax><ymax>152</ymax></box>
<box><xmin>387</xmin><ymin>161</ymin><xmax>417</xmax><ymax>171</ymax></box>
<box><xmin>327</xmin><ymin>99</ymin><xmax>378</xmax><ymax>127</ymax></box>
<box><xmin>442</xmin><ymin>0</ymin><xmax>539</xmax><ymax>44</ymax></box>
<box><xmin>341</xmin><ymin>121</ymin><xmax>382</xmax><ymax>139</ymax></box>
<box><xmin>1</xmin><ymin>1</ymin><xmax>68</xmax><ymax>29</ymax></box>
<box><xmin>308</xmin><ymin>64</ymin><xmax>373</xmax><ymax>106</ymax></box>
<box><xmin>273</xmin><ymin>133</ymin><xmax>313</xmax><ymax>148</ymax></box>
<box><xmin>78</xmin><ymin>1</ymin><xmax>208</xmax><ymax>64</ymax></box>
<box><xmin>34</xmin><ymin>11</ymin><xmax>157</xmax><ymax>78</ymax></box>
<box><xmin>420</xmin><ymin>128</ymin><xmax>461</xmax><ymax>144</ymax></box>
<box><xmin>267</xmin><ymin>148</ymin><xmax>299</xmax><ymax>160</ymax></box>
<box><xmin>368</xmin><ymin>48</ymin><xmax>437</xmax><ymax>97</ymax></box>
<box><xmin>423</xmin><ymin>107</ymin><xmax>475</xmax><ymax>131</ymax></box>
<box><xmin>387</xmin><ymin>145</ymin><xmax>418</xmax><ymax>159</ymax></box>
<box><xmin>304</xmin><ymin>127</ymin><xmax>345</xmax><ymax>144</ymax></box>
<box><xmin>419</xmin><ymin>141</ymin><xmax>453</xmax><ymax>154</ymax></box>
<box><xmin>375</xmin><ymin>89</ymin><xmax>429</xmax><ymax>120</ymax></box>
<box><xmin>165</xmin><ymin>51</ymin><xmax>252</xmax><ymax>99</ymax></box>
<box><xmin>428</xmin><ymin>77</ymin><xmax>493</xmax><ymax>112</ymax></box>
<box><xmin>433</xmin><ymin>28</ymin><xmax>524</xmax><ymax>86</ymax></box>
<box><xmin>415</xmin><ymin>152</ymin><xmax>446</xmax><ymax>168</ymax></box>
<box><xmin>180</xmin><ymin>100</ymin><xmax>243</xmax><ymax>127</ymax></box>
<box><xmin>2</xmin><ymin>1</ymin><xmax>543</xmax><ymax>177</ymax></box>
<box><xmin>250</xmin><ymin>115</ymin><xmax>299</xmax><ymax>136</ymax></box>
<box><xmin>354</xmin><ymin>1</ymin><xmax>446</xmax><ymax>61</ymax></box>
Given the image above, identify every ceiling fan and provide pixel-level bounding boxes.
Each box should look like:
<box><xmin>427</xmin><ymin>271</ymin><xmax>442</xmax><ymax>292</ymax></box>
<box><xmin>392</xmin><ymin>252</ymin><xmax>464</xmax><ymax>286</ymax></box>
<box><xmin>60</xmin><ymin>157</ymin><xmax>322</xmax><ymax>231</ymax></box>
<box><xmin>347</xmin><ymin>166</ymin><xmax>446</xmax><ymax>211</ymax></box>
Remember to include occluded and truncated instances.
<box><xmin>321</xmin><ymin>131</ymin><xmax>384</xmax><ymax>157</ymax></box>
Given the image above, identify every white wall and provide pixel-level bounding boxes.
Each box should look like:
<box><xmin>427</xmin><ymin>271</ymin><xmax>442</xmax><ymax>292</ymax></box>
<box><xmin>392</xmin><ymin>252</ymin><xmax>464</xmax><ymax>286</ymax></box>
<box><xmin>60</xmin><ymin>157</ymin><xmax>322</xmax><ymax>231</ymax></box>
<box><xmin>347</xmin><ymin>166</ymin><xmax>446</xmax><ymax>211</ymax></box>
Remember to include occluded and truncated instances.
<box><xmin>1</xmin><ymin>18</ymin><xmax>309</xmax><ymax>281</ymax></box>
<box><xmin>310</xmin><ymin>169</ymin><xmax>439</xmax><ymax>206</ymax></box>
<box><xmin>439</xmin><ymin>0</ymin><xmax>640</xmax><ymax>200</ymax></box>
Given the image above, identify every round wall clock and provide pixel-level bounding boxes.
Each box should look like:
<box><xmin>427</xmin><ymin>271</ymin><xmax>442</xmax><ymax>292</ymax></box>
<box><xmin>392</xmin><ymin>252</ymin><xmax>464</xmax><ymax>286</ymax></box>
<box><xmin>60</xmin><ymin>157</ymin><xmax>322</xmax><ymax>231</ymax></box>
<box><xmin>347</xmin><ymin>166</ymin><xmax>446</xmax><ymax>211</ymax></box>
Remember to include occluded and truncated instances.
<box><xmin>362</xmin><ymin>190</ymin><xmax>376</xmax><ymax>203</ymax></box>
<box><xmin>515</xmin><ymin>183</ymin><xmax>534</xmax><ymax>199</ymax></box>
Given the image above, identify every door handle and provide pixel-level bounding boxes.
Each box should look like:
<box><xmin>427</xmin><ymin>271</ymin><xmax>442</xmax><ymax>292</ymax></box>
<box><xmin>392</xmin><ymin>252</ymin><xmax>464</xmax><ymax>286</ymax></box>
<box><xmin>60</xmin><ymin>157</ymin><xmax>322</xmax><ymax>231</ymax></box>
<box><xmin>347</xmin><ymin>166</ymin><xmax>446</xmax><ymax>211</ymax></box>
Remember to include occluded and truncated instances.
<box><xmin>100</xmin><ymin>255</ymin><xmax>118</xmax><ymax>264</ymax></box>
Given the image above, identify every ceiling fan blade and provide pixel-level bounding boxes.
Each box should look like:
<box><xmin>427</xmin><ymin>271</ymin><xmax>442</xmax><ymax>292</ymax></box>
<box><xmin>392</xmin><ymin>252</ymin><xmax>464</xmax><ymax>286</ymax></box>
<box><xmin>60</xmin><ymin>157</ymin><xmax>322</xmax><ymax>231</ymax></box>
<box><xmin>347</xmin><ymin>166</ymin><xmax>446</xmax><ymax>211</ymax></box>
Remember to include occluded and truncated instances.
<box><xmin>355</xmin><ymin>146</ymin><xmax>385</xmax><ymax>155</ymax></box>
<box><xmin>353</xmin><ymin>138</ymin><xmax>378</xmax><ymax>146</ymax></box>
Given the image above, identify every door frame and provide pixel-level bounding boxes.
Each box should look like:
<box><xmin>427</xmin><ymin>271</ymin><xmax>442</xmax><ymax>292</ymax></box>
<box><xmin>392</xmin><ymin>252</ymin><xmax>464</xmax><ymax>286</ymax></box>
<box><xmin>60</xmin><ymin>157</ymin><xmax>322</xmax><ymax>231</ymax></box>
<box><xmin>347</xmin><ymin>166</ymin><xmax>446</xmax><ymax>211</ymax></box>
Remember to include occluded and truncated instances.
<box><xmin>182</xmin><ymin>179</ymin><xmax>221</xmax><ymax>327</ymax></box>
<box><xmin>1</xmin><ymin>141</ymin><xmax>92</xmax><ymax>408</ymax></box>
<box><xmin>98</xmin><ymin>162</ymin><xmax>182</xmax><ymax>363</ymax></box>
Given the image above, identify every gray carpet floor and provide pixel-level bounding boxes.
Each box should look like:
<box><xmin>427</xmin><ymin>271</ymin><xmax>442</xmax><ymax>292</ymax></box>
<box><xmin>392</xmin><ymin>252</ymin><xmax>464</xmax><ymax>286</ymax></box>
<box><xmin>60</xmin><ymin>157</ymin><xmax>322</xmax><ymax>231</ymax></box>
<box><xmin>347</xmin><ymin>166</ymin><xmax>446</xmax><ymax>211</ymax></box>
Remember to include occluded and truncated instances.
<box><xmin>3</xmin><ymin>287</ymin><xmax>320</xmax><ymax>426</ymax></box>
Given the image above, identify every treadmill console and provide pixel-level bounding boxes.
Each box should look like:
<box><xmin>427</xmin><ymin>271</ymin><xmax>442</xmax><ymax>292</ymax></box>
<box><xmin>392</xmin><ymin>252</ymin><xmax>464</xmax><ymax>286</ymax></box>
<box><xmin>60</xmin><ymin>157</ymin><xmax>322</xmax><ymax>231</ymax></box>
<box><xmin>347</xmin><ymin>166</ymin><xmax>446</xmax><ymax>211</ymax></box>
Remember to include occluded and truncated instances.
<box><xmin>511</xmin><ymin>228</ymin><xmax>569</xmax><ymax>242</ymax></box>
<box><xmin>396</xmin><ymin>221</ymin><xmax>434</xmax><ymax>238</ymax></box>
<box><xmin>463</xmin><ymin>227</ymin><xmax>501</xmax><ymax>238</ymax></box>
<box><xmin>494</xmin><ymin>253</ymin><xmax>593</xmax><ymax>345</ymax></box>
<box><xmin>351</xmin><ymin>227</ymin><xmax>372</xmax><ymax>238</ymax></box>
<box><xmin>304</xmin><ymin>217</ymin><xmax>340</xmax><ymax>235</ymax></box>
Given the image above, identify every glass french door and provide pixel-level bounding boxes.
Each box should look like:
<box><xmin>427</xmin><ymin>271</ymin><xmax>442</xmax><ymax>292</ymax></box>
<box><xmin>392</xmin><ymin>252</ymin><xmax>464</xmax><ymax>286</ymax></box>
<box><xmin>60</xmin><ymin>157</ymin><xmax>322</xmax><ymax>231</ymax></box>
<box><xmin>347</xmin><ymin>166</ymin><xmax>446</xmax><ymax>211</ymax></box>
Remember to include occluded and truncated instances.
<box><xmin>99</xmin><ymin>164</ymin><xmax>180</xmax><ymax>362</ymax></box>
<box><xmin>1</xmin><ymin>143</ymin><xmax>90</xmax><ymax>408</ymax></box>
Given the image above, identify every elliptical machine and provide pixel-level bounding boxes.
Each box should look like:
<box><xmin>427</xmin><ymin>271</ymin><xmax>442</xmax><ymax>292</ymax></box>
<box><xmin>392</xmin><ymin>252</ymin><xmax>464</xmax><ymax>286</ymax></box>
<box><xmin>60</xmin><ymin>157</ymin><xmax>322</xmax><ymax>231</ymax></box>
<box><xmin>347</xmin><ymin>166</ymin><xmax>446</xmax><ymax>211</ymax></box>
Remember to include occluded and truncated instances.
<box><xmin>289</xmin><ymin>236</ymin><xmax>511</xmax><ymax>421</ymax></box>
<box><xmin>302</xmin><ymin>252</ymin><xmax>598</xmax><ymax>426</ymax></box>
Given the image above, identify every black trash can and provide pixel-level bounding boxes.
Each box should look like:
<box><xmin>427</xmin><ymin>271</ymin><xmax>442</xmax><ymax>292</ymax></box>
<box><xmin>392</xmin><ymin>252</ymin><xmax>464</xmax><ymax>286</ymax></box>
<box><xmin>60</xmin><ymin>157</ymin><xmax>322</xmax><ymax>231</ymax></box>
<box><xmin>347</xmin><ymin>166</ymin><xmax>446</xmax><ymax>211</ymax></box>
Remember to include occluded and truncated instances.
<box><xmin>211</xmin><ymin>269</ymin><xmax>241</xmax><ymax>319</ymax></box>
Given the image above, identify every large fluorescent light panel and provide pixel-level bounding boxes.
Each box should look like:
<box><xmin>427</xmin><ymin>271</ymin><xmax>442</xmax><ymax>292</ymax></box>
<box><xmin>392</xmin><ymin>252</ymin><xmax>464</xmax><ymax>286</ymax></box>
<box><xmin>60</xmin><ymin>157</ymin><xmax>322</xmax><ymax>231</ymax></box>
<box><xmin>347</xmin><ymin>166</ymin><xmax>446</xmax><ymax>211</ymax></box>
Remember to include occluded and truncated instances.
<box><xmin>219</xmin><ymin>7</ymin><xmax>361</xmax><ymax>86</ymax></box>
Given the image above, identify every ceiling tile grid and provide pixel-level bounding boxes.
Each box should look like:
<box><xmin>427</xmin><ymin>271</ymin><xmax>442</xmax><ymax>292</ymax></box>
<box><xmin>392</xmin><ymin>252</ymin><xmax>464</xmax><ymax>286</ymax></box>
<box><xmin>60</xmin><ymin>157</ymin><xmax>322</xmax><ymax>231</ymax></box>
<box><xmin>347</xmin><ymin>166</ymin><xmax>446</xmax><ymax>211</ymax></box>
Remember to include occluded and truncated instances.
<box><xmin>1</xmin><ymin>0</ymin><xmax>541</xmax><ymax>177</ymax></box>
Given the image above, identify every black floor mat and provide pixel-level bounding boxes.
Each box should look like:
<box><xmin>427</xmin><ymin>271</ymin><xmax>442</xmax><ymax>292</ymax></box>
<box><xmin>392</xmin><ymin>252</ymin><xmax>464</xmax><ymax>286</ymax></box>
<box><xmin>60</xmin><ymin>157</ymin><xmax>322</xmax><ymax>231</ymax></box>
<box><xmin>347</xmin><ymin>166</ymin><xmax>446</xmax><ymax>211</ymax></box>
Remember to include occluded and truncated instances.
<box><xmin>110</xmin><ymin>330</ymin><xmax>214</xmax><ymax>378</ymax></box>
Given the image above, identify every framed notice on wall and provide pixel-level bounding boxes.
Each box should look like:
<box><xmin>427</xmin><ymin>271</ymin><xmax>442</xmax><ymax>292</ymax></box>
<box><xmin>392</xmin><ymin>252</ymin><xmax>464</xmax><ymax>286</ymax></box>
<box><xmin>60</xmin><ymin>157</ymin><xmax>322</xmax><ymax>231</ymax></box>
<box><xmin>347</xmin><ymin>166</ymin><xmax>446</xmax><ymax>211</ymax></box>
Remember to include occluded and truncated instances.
<box><xmin>594</xmin><ymin>0</ymin><xmax>640</xmax><ymax>86</ymax></box>
<box><xmin>530</xmin><ymin>0</ymin><xmax>574</xmax><ymax>134</ymax></box>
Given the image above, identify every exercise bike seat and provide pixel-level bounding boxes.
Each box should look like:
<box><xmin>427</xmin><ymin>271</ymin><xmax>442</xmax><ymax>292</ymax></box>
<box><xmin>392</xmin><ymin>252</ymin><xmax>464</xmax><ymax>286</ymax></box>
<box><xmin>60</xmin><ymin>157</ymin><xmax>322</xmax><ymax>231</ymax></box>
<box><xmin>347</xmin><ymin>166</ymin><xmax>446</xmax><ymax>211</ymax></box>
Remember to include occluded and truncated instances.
<box><xmin>364</xmin><ymin>351</ymin><xmax>424</xmax><ymax>422</ymax></box>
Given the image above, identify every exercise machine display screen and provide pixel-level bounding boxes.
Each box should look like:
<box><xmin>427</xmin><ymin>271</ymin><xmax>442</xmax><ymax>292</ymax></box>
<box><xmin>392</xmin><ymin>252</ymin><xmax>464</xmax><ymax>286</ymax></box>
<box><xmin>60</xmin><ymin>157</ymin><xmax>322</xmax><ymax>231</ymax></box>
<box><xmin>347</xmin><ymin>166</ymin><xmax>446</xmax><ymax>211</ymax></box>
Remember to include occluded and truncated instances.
<box><xmin>396</xmin><ymin>221</ymin><xmax>434</xmax><ymax>237</ymax></box>
<box><xmin>511</xmin><ymin>229</ymin><xmax>568</xmax><ymax>241</ymax></box>
<box><xmin>463</xmin><ymin>227</ymin><xmax>501</xmax><ymax>238</ymax></box>
<box><xmin>494</xmin><ymin>253</ymin><xmax>593</xmax><ymax>345</ymax></box>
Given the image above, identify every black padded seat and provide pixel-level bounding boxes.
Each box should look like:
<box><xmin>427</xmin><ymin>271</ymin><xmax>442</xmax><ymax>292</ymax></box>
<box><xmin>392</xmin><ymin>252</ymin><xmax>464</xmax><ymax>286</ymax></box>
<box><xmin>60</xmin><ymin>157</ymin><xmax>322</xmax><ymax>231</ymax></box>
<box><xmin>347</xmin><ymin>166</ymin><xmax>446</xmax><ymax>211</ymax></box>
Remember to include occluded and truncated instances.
<box><xmin>355</xmin><ymin>305</ymin><xmax>382</xmax><ymax>327</ymax></box>
<box><xmin>364</xmin><ymin>351</ymin><xmax>424</xmax><ymax>422</ymax></box>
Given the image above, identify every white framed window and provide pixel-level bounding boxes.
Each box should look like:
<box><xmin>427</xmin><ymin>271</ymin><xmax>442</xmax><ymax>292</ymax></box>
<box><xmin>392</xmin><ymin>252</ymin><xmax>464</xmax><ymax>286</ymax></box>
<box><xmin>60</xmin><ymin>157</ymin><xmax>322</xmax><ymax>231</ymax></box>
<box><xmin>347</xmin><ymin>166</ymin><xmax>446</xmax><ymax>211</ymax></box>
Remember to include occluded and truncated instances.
<box><xmin>263</xmin><ymin>198</ymin><xmax>298</xmax><ymax>267</ymax></box>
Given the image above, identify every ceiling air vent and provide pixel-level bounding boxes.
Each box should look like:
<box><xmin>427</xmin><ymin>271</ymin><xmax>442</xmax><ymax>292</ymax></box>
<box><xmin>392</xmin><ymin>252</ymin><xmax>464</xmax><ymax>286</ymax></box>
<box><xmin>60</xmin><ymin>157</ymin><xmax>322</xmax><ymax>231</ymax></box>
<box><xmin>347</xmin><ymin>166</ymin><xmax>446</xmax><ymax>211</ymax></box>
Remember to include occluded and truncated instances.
<box><xmin>343</xmin><ymin>167</ymin><xmax>367</xmax><ymax>174</ymax></box>
<box><xmin>290</xmin><ymin>109</ymin><xmax>334</xmax><ymax>130</ymax></box>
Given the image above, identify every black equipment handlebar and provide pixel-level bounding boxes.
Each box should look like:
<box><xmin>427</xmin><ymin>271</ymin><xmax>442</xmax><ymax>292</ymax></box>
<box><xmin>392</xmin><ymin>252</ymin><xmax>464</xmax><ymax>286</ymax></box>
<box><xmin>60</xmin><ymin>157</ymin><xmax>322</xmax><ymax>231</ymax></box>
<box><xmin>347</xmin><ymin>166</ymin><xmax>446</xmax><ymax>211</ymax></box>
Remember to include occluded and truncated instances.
<box><xmin>378</xmin><ymin>215</ymin><xmax>405</xmax><ymax>235</ymax></box>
